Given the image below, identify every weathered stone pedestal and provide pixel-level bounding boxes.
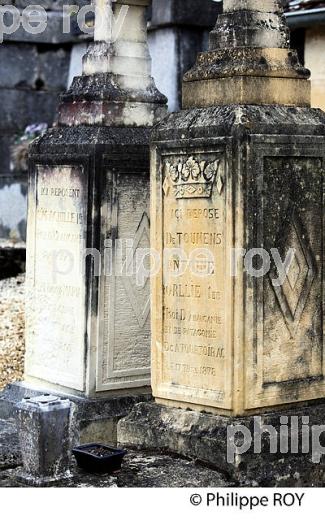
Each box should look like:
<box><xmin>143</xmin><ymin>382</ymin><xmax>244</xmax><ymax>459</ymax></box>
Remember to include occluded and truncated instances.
<box><xmin>118</xmin><ymin>400</ymin><xmax>325</xmax><ymax>486</ymax></box>
<box><xmin>0</xmin><ymin>0</ymin><xmax>166</xmax><ymax>442</ymax></box>
<box><xmin>16</xmin><ymin>395</ymin><xmax>73</xmax><ymax>486</ymax></box>
<box><xmin>119</xmin><ymin>0</ymin><xmax>325</xmax><ymax>484</ymax></box>
<box><xmin>1</xmin><ymin>382</ymin><xmax>151</xmax><ymax>445</ymax></box>
<box><xmin>149</xmin><ymin>103</ymin><xmax>325</xmax><ymax>415</ymax></box>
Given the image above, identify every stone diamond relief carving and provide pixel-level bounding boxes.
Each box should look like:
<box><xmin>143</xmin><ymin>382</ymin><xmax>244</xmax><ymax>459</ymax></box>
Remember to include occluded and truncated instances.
<box><xmin>271</xmin><ymin>210</ymin><xmax>316</xmax><ymax>337</ymax></box>
<box><xmin>121</xmin><ymin>212</ymin><xmax>150</xmax><ymax>329</ymax></box>
<box><xmin>286</xmin><ymin>253</ymin><xmax>301</xmax><ymax>291</ymax></box>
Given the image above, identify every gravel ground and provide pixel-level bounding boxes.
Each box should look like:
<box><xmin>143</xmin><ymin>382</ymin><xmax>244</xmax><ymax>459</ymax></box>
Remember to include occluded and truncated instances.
<box><xmin>0</xmin><ymin>275</ymin><xmax>25</xmax><ymax>391</ymax></box>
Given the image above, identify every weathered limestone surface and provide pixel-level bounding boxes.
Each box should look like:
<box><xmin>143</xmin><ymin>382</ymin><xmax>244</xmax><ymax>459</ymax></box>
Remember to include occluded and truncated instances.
<box><xmin>26</xmin><ymin>125</ymin><xmax>157</xmax><ymax>396</ymax></box>
<box><xmin>23</xmin><ymin>0</ymin><xmax>166</xmax><ymax>401</ymax></box>
<box><xmin>0</xmin><ymin>0</ymin><xmax>166</xmax><ymax>442</ymax></box>
<box><xmin>118</xmin><ymin>401</ymin><xmax>325</xmax><ymax>486</ymax></box>
<box><xmin>117</xmin><ymin>0</ymin><xmax>325</xmax><ymax>482</ymax></box>
<box><xmin>1</xmin><ymin>382</ymin><xmax>152</xmax><ymax>445</ymax></box>
<box><xmin>183</xmin><ymin>0</ymin><xmax>310</xmax><ymax>108</ymax></box>
<box><xmin>147</xmin><ymin>0</ymin><xmax>325</xmax><ymax>417</ymax></box>
<box><xmin>16</xmin><ymin>395</ymin><xmax>73</xmax><ymax>486</ymax></box>
<box><xmin>60</xmin><ymin>0</ymin><xmax>166</xmax><ymax>127</ymax></box>
<box><xmin>150</xmin><ymin>104</ymin><xmax>325</xmax><ymax>416</ymax></box>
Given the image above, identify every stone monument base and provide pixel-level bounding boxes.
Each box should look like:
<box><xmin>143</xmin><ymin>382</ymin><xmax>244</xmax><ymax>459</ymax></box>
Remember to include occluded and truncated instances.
<box><xmin>0</xmin><ymin>382</ymin><xmax>151</xmax><ymax>445</ymax></box>
<box><xmin>15</xmin><ymin>470</ymin><xmax>73</xmax><ymax>488</ymax></box>
<box><xmin>118</xmin><ymin>402</ymin><xmax>325</xmax><ymax>486</ymax></box>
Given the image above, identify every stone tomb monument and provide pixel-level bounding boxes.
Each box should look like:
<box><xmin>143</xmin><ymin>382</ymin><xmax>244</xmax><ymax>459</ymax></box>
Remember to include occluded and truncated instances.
<box><xmin>1</xmin><ymin>0</ymin><xmax>166</xmax><ymax>442</ymax></box>
<box><xmin>119</xmin><ymin>0</ymin><xmax>325</xmax><ymax>483</ymax></box>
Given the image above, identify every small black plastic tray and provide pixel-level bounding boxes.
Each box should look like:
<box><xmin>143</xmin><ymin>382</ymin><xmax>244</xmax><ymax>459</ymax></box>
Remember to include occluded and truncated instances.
<box><xmin>72</xmin><ymin>443</ymin><xmax>127</xmax><ymax>473</ymax></box>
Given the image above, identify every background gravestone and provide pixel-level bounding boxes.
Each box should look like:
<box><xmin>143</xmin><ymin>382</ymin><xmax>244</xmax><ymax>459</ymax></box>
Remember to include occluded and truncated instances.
<box><xmin>3</xmin><ymin>0</ymin><xmax>166</xmax><ymax>443</ymax></box>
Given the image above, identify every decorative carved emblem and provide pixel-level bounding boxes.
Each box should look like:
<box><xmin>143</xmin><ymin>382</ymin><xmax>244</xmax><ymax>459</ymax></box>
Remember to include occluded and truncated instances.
<box><xmin>163</xmin><ymin>156</ymin><xmax>222</xmax><ymax>199</ymax></box>
<box><xmin>271</xmin><ymin>210</ymin><xmax>316</xmax><ymax>338</ymax></box>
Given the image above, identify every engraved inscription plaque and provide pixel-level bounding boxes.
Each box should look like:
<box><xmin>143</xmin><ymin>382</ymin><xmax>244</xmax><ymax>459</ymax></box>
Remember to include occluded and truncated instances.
<box><xmin>152</xmin><ymin>150</ymin><xmax>232</xmax><ymax>411</ymax></box>
<box><xmin>25</xmin><ymin>165</ymin><xmax>87</xmax><ymax>391</ymax></box>
<box><xmin>153</xmin><ymin>138</ymin><xmax>325</xmax><ymax>415</ymax></box>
